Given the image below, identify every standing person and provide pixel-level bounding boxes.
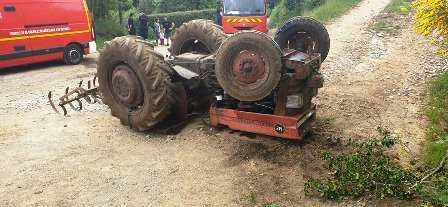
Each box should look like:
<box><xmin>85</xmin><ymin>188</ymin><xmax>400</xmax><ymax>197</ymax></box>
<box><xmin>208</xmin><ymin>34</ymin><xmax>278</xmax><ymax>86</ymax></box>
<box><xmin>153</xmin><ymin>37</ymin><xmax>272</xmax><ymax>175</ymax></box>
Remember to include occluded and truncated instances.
<box><xmin>127</xmin><ymin>13</ymin><xmax>136</xmax><ymax>35</ymax></box>
<box><xmin>138</xmin><ymin>12</ymin><xmax>149</xmax><ymax>40</ymax></box>
<box><xmin>154</xmin><ymin>18</ymin><xmax>161</xmax><ymax>45</ymax></box>
<box><xmin>162</xmin><ymin>17</ymin><xmax>174</xmax><ymax>46</ymax></box>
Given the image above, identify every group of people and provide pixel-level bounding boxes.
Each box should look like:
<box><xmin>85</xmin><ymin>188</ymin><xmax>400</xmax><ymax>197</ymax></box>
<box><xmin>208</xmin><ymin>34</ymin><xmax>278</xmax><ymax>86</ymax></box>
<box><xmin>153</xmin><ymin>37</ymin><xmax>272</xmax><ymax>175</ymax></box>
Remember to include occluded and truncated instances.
<box><xmin>127</xmin><ymin>13</ymin><xmax>174</xmax><ymax>46</ymax></box>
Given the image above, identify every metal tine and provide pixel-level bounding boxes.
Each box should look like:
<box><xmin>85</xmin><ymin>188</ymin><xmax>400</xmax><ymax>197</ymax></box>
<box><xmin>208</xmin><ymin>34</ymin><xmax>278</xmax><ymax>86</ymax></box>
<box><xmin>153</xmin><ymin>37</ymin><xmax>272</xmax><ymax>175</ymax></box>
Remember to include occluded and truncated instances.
<box><xmin>72</xmin><ymin>88</ymin><xmax>84</xmax><ymax>111</ymax></box>
<box><xmin>48</xmin><ymin>91</ymin><xmax>60</xmax><ymax>114</ymax></box>
<box><xmin>78</xmin><ymin>87</ymin><xmax>95</xmax><ymax>104</ymax></box>
<box><xmin>93</xmin><ymin>76</ymin><xmax>98</xmax><ymax>87</ymax></box>
<box><xmin>84</xmin><ymin>95</ymin><xmax>94</xmax><ymax>104</ymax></box>
<box><xmin>62</xmin><ymin>87</ymin><xmax>78</xmax><ymax>111</ymax></box>
<box><xmin>75</xmin><ymin>99</ymin><xmax>83</xmax><ymax>111</ymax></box>
<box><xmin>91</xmin><ymin>95</ymin><xmax>101</xmax><ymax>104</ymax></box>
<box><xmin>79</xmin><ymin>87</ymin><xmax>96</xmax><ymax>104</ymax></box>
<box><xmin>50</xmin><ymin>76</ymin><xmax>101</xmax><ymax>115</ymax></box>
<box><xmin>60</xmin><ymin>104</ymin><xmax>68</xmax><ymax>116</ymax></box>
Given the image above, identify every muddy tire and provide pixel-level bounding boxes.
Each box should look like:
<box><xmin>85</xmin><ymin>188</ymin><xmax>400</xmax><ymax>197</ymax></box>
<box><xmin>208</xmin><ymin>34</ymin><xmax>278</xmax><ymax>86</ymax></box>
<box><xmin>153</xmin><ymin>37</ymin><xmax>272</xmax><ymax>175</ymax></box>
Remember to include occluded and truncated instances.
<box><xmin>98</xmin><ymin>36</ymin><xmax>174</xmax><ymax>131</ymax></box>
<box><xmin>275</xmin><ymin>16</ymin><xmax>330</xmax><ymax>61</ymax></box>
<box><xmin>215</xmin><ymin>31</ymin><xmax>283</xmax><ymax>102</ymax></box>
<box><xmin>169</xmin><ymin>19</ymin><xmax>227</xmax><ymax>55</ymax></box>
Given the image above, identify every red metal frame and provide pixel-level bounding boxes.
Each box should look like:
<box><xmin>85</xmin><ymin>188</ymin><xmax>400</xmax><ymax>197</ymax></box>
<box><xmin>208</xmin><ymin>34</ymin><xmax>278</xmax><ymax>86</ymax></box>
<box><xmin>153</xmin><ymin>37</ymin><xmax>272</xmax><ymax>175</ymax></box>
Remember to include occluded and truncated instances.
<box><xmin>209</xmin><ymin>50</ymin><xmax>322</xmax><ymax>140</ymax></box>
<box><xmin>210</xmin><ymin>105</ymin><xmax>316</xmax><ymax>140</ymax></box>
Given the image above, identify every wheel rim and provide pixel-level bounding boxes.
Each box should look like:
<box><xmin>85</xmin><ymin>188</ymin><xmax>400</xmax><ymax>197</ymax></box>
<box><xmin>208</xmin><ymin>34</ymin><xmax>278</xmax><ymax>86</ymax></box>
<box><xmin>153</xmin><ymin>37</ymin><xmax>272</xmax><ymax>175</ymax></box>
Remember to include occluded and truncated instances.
<box><xmin>69</xmin><ymin>48</ymin><xmax>81</xmax><ymax>63</ymax></box>
<box><xmin>287</xmin><ymin>32</ymin><xmax>319</xmax><ymax>53</ymax></box>
<box><xmin>231</xmin><ymin>50</ymin><xmax>268</xmax><ymax>88</ymax></box>
<box><xmin>111</xmin><ymin>64</ymin><xmax>144</xmax><ymax>108</ymax></box>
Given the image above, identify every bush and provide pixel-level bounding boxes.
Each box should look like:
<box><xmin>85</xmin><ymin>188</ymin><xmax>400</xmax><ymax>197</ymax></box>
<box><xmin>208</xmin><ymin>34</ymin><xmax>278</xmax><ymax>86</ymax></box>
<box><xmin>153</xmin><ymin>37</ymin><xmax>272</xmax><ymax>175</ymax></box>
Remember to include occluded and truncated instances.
<box><xmin>269</xmin><ymin>0</ymin><xmax>302</xmax><ymax>28</ymax></box>
<box><xmin>94</xmin><ymin>18</ymin><xmax>126</xmax><ymax>38</ymax></box>
<box><xmin>303</xmin><ymin>0</ymin><xmax>326</xmax><ymax>9</ymax></box>
<box><xmin>148</xmin><ymin>9</ymin><xmax>217</xmax><ymax>28</ymax></box>
<box><xmin>269</xmin><ymin>0</ymin><xmax>362</xmax><ymax>28</ymax></box>
<box><xmin>304</xmin><ymin>0</ymin><xmax>362</xmax><ymax>22</ymax></box>
<box><xmin>413</xmin><ymin>0</ymin><xmax>448</xmax><ymax>56</ymax></box>
<box><xmin>305</xmin><ymin>128</ymin><xmax>420</xmax><ymax>201</ymax></box>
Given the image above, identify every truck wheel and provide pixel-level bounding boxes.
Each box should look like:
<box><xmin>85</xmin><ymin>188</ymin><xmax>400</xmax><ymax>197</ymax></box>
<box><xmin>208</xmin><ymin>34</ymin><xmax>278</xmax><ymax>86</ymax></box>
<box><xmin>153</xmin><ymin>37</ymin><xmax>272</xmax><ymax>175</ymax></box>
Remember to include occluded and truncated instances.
<box><xmin>169</xmin><ymin>19</ymin><xmax>227</xmax><ymax>55</ymax></box>
<box><xmin>64</xmin><ymin>44</ymin><xmax>83</xmax><ymax>65</ymax></box>
<box><xmin>274</xmin><ymin>16</ymin><xmax>330</xmax><ymax>61</ymax></box>
<box><xmin>98</xmin><ymin>36</ymin><xmax>175</xmax><ymax>131</ymax></box>
<box><xmin>215</xmin><ymin>31</ymin><xmax>283</xmax><ymax>102</ymax></box>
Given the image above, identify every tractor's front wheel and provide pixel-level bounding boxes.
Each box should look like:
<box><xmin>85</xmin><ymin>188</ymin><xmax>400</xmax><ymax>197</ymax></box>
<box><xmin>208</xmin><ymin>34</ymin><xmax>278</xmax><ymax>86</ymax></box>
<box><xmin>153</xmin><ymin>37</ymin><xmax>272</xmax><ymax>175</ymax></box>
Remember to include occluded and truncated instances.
<box><xmin>98</xmin><ymin>36</ymin><xmax>175</xmax><ymax>131</ymax></box>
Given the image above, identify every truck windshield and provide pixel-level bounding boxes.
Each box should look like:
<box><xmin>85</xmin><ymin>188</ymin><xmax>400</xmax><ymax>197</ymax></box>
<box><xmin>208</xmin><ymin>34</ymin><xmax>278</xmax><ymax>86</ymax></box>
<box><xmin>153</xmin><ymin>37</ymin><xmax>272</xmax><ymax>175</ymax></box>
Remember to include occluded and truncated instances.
<box><xmin>223</xmin><ymin>0</ymin><xmax>266</xmax><ymax>16</ymax></box>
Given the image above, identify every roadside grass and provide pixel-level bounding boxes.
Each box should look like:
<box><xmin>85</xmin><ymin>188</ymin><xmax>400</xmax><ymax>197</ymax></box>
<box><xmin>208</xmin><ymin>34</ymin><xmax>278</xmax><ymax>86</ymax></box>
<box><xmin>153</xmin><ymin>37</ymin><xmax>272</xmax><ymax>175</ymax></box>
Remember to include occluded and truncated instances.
<box><xmin>422</xmin><ymin>72</ymin><xmax>448</xmax><ymax>207</ymax></box>
<box><xmin>369</xmin><ymin>0</ymin><xmax>410</xmax><ymax>35</ymax></box>
<box><xmin>305</xmin><ymin>0</ymin><xmax>448</xmax><ymax>205</ymax></box>
<box><xmin>425</xmin><ymin>73</ymin><xmax>448</xmax><ymax>167</ymax></box>
<box><xmin>304</xmin><ymin>0</ymin><xmax>363</xmax><ymax>22</ymax></box>
<box><xmin>384</xmin><ymin>0</ymin><xmax>411</xmax><ymax>14</ymax></box>
<box><xmin>371</xmin><ymin>20</ymin><xmax>400</xmax><ymax>34</ymax></box>
<box><xmin>95</xmin><ymin>35</ymin><xmax>110</xmax><ymax>50</ymax></box>
<box><xmin>269</xmin><ymin>0</ymin><xmax>363</xmax><ymax>28</ymax></box>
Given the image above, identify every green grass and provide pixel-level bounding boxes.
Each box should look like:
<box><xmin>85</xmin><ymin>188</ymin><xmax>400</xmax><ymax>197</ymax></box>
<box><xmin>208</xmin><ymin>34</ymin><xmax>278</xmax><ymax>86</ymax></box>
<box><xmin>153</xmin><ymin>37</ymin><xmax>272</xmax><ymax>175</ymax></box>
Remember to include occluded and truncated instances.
<box><xmin>371</xmin><ymin>20</ymin><xmax>397</xmax><ymax>34</ymax></box>
<box><xmin>96</xmin><ymin>35</ymin><xmax>110</xmax><ymax>50</ymax></box>
<box><xmin>421</xmin><ymin>72</ymin><xmax>448</xmax><ymax>206</ymax></box>
<box><xmin>425</xmin><ymin>72</ymin><xmax>448</xmax><ymax>167</ymax></box>
<box><xmin>264</xmin><ymin>204</ymin><xmax>281</xmax><ymax>207</ymax></box>
<box><xmin>384</xmin><ymin>0</ymin><xmax>411</xmax><ymax>14</ymax></box>
<box><xmin>304</xmin><ymin>0</ymin><xmax>363</xmax><ymax>22</ymax></box>
<box><xmin>269</xmin><ymin>0</ymin><xmax>363</xmax><ymax>28</ymax></box>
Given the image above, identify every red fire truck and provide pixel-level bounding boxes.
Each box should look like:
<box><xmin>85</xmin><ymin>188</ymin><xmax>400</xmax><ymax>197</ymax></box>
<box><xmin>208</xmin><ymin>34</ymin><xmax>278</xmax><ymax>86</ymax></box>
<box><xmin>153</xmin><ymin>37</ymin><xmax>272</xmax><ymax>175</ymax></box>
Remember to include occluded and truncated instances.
<box><xmin>219</xmin><ymin>0</ymin><xmax>269</xmax><ymax>34</ymax></box>
<box><xmin>0</xmin><ymin>0</ymin><xmax>96</xmax><ymax>69</ymax></box>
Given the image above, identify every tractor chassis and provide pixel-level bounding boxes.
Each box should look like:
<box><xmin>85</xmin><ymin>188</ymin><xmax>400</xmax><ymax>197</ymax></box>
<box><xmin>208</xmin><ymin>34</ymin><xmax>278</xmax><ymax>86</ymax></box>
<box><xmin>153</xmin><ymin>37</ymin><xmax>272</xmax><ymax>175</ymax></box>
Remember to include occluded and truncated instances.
<box><xmin>170</xmin><ymin>49</ymin><xmax>323</xmax><ymax>140</ymax></box>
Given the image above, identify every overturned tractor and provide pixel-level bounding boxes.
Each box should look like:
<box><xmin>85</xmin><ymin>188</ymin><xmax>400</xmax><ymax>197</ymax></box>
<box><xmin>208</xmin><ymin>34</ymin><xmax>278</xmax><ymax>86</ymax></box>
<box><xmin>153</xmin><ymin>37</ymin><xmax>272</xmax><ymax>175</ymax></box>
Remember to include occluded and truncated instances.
<box><xmin>49</xmin><ymin>17</ymin><xmax>330</xmax><ymax>140</ymax></box>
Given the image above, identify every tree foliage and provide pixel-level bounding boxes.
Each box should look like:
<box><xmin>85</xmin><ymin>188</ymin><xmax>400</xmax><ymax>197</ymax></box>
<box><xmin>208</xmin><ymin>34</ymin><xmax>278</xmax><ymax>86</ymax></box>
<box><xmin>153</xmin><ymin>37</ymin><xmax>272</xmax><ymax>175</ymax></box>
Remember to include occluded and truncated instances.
<box><xmin>156</xmin><ymin>0</ymin><xmax>216</xmax><ymax>13</ymax></box>
<box><xmin>413</xmin><ymin>0</ymin><xmax>448</xmax><ymax>55</ymax></box>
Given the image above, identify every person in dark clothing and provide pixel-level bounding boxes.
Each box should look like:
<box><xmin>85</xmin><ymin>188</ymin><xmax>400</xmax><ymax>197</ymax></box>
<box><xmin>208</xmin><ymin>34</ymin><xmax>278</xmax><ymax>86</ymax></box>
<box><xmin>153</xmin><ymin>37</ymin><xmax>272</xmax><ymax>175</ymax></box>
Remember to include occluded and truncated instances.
<box><xmin>127</xmin><ymin>13</ymin><xmax>136</xmax><ymax>35</ymax></box>
<box><xmin>138</xmin><ymin>12</ymin><xmax>149</xmax><ymax>40</ymax></box>
<box><xmin>161</xmin><ymin>17</ymin><xmax>174</xmax><ymax>46</ymax></box>
<box><xmin>216</xmin><ymin>4</ymin><xmax>222</xmax><ymax>26</ymax></box>
<box><xmin>154</xmin><ymin>18</ymin><xmax>161</xmax><ymax>45</ymax></box>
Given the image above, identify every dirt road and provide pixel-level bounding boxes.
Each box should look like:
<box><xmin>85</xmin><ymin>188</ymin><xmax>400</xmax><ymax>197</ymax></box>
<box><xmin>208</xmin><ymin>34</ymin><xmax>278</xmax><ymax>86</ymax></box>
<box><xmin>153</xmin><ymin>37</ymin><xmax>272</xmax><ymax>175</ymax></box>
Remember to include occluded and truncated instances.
<box><xmin>1</xmin><ymin>0</ymin><xmax>447</xmax><ymax>206</ymax></box>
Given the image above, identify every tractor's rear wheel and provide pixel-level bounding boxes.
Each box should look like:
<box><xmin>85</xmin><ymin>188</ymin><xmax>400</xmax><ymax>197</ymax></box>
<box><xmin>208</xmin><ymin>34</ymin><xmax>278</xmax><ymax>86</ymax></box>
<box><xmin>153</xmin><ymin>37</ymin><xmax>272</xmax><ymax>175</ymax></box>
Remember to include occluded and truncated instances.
<box><xmin>98</xmin><ymin>36</ymin><xmax>175</xmax><ymax>131</ymax></box>
<box><xmin>169</xmin><ymin>19</ymin><xmax>227</xmax><ymax>55</ymax></box>
<box><xmin>275</xmin><ymin>16</ymin><xmax>330</xmax><ymax>61</ymax></box>
<box><xmin>215</xmin><ymin>31</ymin><xmax>283</xmax><ymax>102</ymax></box>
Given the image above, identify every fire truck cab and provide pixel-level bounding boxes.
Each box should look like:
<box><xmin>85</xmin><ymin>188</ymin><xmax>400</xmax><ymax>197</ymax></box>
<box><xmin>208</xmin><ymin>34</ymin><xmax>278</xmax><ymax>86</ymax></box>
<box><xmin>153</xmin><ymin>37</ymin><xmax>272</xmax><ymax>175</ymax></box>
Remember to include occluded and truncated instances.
<box><xmin>218</xmin><ymin>0</ymin><xmax>269</xmax><ymax>34</ymax></box>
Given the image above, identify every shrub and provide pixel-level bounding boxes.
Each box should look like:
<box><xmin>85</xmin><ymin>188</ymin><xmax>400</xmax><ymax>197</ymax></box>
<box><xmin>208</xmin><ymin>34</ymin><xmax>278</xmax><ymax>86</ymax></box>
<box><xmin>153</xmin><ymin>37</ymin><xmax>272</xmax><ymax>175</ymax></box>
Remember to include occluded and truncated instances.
<box><xmin>148</xmin><ymin>9</ymin><xmax>217</xmax><ymax>28</ymax></box>
<box><xmin>305</xmin><ymin>128</ymin><xmax>420</xmax><ymax>201</ymax></box>
<box><xmin>269</xmin><ymin>0</ymin><xmax>302</xmax><ymax>28</ymax></box>
<box><xmin>413</xmin><ymin>0</ymin><xmax>448</xmax><ymax>56</ymax></box>
<box><xmin>94</xmin><ymin>18</ymin><xmax>126</xmax><ymax>38</ymax></box>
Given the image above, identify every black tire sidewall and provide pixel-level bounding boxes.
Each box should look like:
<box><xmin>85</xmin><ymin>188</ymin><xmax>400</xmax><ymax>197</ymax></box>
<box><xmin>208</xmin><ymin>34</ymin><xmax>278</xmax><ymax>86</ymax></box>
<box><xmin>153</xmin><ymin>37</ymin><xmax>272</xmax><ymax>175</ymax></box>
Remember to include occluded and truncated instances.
<box><xmin>216</xmin><ymin>32</ymin><xmax>282</xmax><ymax>101</ymax></box>
<box><xmin>275</xmin><ymin>17</ymin><xmax>330</xmax><ymax>61</ymax></box>
<box><xmin>64</xmin><ymin>44</ymin><xmax>83</xmax><ymax>65</ymax></box>
<box><xmin>170</xmin><ymin>19</ymin><xmax>226</xmax><ymax>55</ymax></box>
<box><xmin>98</xmin><ymin>37</ymin><xmax>173</xmax><ymax>131</ymax></box>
